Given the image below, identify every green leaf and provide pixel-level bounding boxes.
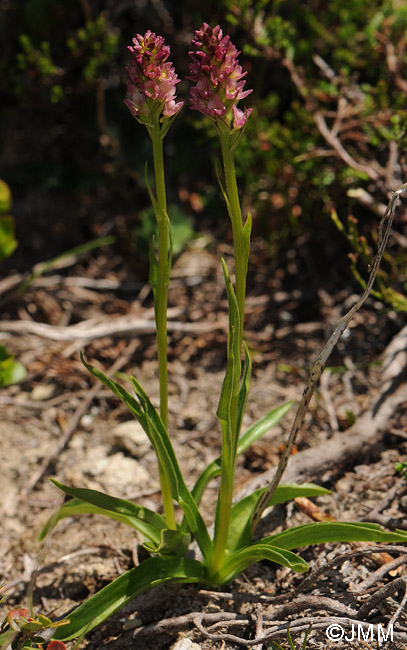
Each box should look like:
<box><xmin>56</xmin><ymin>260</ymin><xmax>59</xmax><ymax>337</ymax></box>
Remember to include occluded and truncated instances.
<box><xmin>129</xmin><ymin>377</ymin><xmax>213</xmax><ymax>561</ymax></box>
<box><xmin>189</xmin><ymin>402</ymin><xmax>294</xmax><ymax>510</ymax></box>
<box><xmin>148</xmin><ymin>236</ymin><xmax>159</xmax><ymax>301</ymax></box>
<box><xmin>81</xmin><ymin>357</ymin><xmax>212</xmax><ymax>561</ymax></box>
<box><xmin>0</xmin><ymin>630</ymin><xmax>14</xmax><ymax>645</ymax></box>
<box><xmin>144</xmin><ymin>163</ymin><xmax>169</xmax><ymax>228</ymax></box>
<box><xmin>81</xmin><ymin>355</ymin><xmax>149</xmax><ymax>437</ymax></box>
<box><xmin>0</xmin><ymin>216</ymin><xmax>18</xmax><ymax>262</ymax></box>
<box><xmin>236</xmin><ymin>342</ymin><xmax>252</xmax><ymax>441</ymax></box>
<box><xmin>0</xmin><ymin>345</ymin><xmax>26</xmax><ymax>387</ymax></box>
<box><xmin>52</xmin><ymin>557</ymin><xmax>208</xmax><ymax>641</ymax></box>
<box><xmin>0</xmin><ymin>179</ymin><xmax>12</xmax><ymax>213</ymax></box>
<box><xmin>143</xmin><ymin>528</ymin><xmax>191</xmax><ymax>558</ymax></box>
<box><xmin>216</xmin><ymin>259</ymin><xmax>239</xmax><ymax>426</ymax></box>
<box><xmin>216</xmin><ymin>258</ymin><xmax>241</xmax><ymax>459</ymax></box>
<box><xmin>43</xmin><ymin>485</ymin><xmax>167</xmax><ymax>544</ymax></box>
<box><xmin>237</xmin><ymin>401</ymin><xmax>295</xmax><ymax>456</ymax></box>
<box><xmin>226</xmin><ymin>483</ymin><xmax>331</xmax><ymax>553</ymax></box>
<box><xmin>242</xmin><ymin>212</ymin><xmax>252</xmax><ymax>276</ymax></box>
<box><xmin>264</xmin><ymin>521</ymin><xmax>407</xmax><ymax>550</ymax></box>
<box><xmin>212</xmin><ymin>541</ymin><xmax>308</xmax><ymax>585</ymax></box>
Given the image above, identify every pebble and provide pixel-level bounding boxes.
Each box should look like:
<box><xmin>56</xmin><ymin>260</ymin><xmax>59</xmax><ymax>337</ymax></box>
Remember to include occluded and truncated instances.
<box><xmin>65</xmin><ymin>444</ymin><xmax>150</xmax><ymax>497</ymax></box>
<box><xmin>112</xmin><ymin>420</ymin><xmax>151</xmax><ymax>456</ymax></box>
<box><xmin>170</xmin><ymin>639</ymin><xmax>202</xmax><ymax>650</ymax></box>
<box><xmin>31</xmin><ymin>383</ymin><xmax>58</xmax><ymax>401</ymax></box>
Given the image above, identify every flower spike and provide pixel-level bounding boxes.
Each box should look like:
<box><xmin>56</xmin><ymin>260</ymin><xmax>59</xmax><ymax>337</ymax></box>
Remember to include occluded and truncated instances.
<box><xmin>125</xmin><ymin>31</ymin><xmax>184</xmax><ymax>127</ymax></box>
<box><xmin>188</xmin><ymin>23</ymin><xmax>252</xmax><ymax>130</ymax></box>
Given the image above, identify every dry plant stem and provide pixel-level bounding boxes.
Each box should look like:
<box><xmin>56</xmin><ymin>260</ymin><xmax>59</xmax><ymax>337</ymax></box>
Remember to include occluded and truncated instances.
<box><xmin>296</xmin><ymin>545</ymin><xmax>407</xmax><ymax>594</ymax></box>
<box><xmin>194</xmin><ymin>615</ymin><xmax>407</xmax><ymax>645</ymax></box>
<box><xmin>250</xmin><ymin>181</ymin><xmax>407</xmax><ymax>533</ymax></box>
<box><xmin>356</xmin><ymin>556</ymin><xmax>407</xmax><ymax>593</ymax></box>
<box><xmin>0</xmin><ymin>315</ymin><xmax>225</xmax><ymax>341</ymax></box>
<box><xmin>358</xmin><ymin>577</ymin><xmax>407</xmax><ymax>621</ymax></box>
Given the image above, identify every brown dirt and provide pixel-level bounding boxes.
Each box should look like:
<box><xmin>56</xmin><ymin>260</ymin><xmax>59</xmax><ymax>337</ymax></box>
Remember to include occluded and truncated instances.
<box><xmin>1</xmin><ymin>237</ymin><xmax>407</xmax><ymax>649</ymax></box>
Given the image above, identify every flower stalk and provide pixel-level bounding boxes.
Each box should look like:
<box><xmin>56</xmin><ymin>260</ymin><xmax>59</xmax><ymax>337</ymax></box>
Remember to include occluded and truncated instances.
<box><xmin>188</xmin><ymin>23</ymin><xmax>252</xmax><ymax>576</ymax></box>
<box><xmin>125</xmin><ymin>31</ymin><xmax>183</xmax><ymax>529</ymax></box>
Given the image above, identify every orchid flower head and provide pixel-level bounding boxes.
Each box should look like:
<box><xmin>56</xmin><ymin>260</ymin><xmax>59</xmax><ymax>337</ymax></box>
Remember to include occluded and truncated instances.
<box><xmin>188</xmin><ymin>23</ymin><xmax>252</xmax><ymax>130</ymax></box>
<box><xmin>125</xmin><ymin>31</ymin><xmax>184</xmax><ymax>126</ymax></box>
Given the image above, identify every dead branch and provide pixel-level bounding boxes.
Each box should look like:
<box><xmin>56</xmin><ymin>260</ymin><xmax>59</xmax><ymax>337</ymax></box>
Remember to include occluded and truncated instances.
<box><xmin>238</xmin><ymin>322</ymin><xmax>407</xmax><ymax>504</ymax></box>
<box><xmin>0</xmin><ymin>314</ymin><xmax>226</xmax><ymax>342</ymax></box>
<box><xmin>296</xmin><ymin>545</ymin><xmax>407</xmax><ymax>594</ymax></box>
<box><xmin>358</xmin><ymin>577</ymin><xmax>407</xmax><ymax>620</ymax></box>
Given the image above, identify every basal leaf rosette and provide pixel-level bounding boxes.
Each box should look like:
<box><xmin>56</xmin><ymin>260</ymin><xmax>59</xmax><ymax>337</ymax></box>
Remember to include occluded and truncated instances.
<box><xmin>125</xmin><ymin>31</ymin><xmax>183</xmax><ymax>132</ymax></box>
<box><xmin>188</xmin><ymin>23</ymin><xmax>252</xmax><ymax>133</ymax></box>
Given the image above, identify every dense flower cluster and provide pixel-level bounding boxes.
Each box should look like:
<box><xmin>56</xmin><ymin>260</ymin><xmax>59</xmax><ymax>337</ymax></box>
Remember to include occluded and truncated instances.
<box><xmin>125</xmin><ymin>31</ymin><xmax>183</xmax><ymax>122</ymax></box>
<box><xmin>188</xmin><ymin>23</ymin><xmax>252</xmax><ymax>129</ymax></box>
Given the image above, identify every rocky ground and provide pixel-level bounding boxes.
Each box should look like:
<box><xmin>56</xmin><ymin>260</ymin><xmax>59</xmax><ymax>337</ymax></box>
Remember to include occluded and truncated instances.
<box><xmin>0</xmin><ymin>235</ymin><xmax>407</xmax><ymax>649</ymax></box>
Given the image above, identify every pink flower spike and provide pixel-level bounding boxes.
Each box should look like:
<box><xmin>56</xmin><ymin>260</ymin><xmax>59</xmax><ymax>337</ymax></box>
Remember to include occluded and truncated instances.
<box><xmin>188</xmin><ymin>23</ymin><xmax>252</xmax><ymax>131</ymax></box>
<box><xmin>125</xmin><ymin>31</ymin><xmax>183</xmax><ymax>126</ymax></box>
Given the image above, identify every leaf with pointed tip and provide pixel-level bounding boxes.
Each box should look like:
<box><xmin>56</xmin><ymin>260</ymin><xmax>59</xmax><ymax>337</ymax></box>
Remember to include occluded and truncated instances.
<box><xmin>81</xmin><ymin>355</ymin><xmax>212</xmax><ymax>561</ymax></box>
<box><xmin>189</xmin><ymin>402</ymin><xmax>294</xmax><ymax>511</ymax></box>
<box><xmin>235</xmin><ymin>342</ymin><xmax>252</xmax><ymax>442</ymax></box>
<box><xmin>129</xmin><ymin>377</ymin><xmax>213</xmax><ymax>561</ymax></box>
<box><xmin>80</xmin><ymin>356</ymin><xmax>180</xmax><ymax>506</ymax></box>
<box><xmin>44</xmin><ymin>483</ymin><xmax>166</xmax><ymax>544</ymax></box>
<box><xmin>52</xmin><ymin>557</ymin><xmax>208</xmax><ymax>641</ymax></box>
<box><xmin>264</xmin><ymin>521</ymin><xmax>407</xmax><ymax>550</ymax></box>
<box><xmin>212</xmin><ymin>541</ymin><xmax>308</xmax><ymax>585</ymax></box>
<box><xmin>226</xmin><ymin>483</ymin><xmax>331</xmax><ymax>552</ymax></box>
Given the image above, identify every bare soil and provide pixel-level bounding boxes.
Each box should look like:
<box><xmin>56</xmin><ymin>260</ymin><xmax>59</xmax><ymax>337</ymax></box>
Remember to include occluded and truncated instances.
<box><xmin>1</xmin><ymin>236</ymin><xmax>407</xmax><ymax>649</ymax></box>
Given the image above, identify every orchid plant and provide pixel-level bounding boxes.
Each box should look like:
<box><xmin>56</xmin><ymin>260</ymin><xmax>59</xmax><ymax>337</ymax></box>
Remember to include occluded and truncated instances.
<box><xmin>41</xmin><ymin>24</ymin><xmax>407</xmax><ymax>643</ymax></box>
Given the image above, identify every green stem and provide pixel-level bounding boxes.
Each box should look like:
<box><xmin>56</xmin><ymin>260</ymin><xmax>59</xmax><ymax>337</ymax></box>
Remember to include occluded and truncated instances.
<box><xmin>151</xmin><ymin>119</ymin><xmax>176</xmax><ymax>530</ymax></box>
<box><xmin>210</xmin><ymin>131</ymin><xmax>247</xmax><ymax>577</ymax></box>
<box><xmin>220</xmin><ymin>132</ymin><xmax>246</xmax><ymax>351</ymax></box>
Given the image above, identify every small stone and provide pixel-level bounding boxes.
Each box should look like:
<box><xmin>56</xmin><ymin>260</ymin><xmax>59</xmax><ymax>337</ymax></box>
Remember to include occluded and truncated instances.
<box><xmin>65</xmin><ymin>445</ymin><xmax>150</xmax><ymax>497</ymax></box>
<box><xmin>399</xmin><ymin>494</ymin><xmax>407</xmax><ymax>511</ymax></box>
<box><xmin>170</xmin><ymin>639</ymin><xmax>202</xmax><ymax>650</ymax></box>
<box><xmin>31</xmin><ymin>383</ymin><xmax>58</xmax><ymax>401</ymax></box>
<box><xmin>112</xmin><ymin>420</ymin><xmax>151</xmax><ymax>456</ymax></box>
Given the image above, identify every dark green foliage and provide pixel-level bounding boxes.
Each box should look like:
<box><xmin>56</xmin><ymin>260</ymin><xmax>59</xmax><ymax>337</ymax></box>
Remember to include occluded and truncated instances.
<box><xmin>1</xmin><ymin>0</ymin><xmax>406</xmax><ymax>286</ymax></box>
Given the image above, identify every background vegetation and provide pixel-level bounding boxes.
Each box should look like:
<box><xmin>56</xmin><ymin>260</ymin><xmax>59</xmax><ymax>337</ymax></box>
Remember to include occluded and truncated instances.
<box><xmin>1</xmin><ymin>0</ymin><xmax>406</xmax><ymax>305</ymax></box>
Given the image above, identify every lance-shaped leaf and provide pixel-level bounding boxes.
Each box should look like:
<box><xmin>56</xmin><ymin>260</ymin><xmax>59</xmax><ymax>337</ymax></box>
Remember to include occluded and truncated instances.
<box><xmin>189</xmin><ymin>401</ymin><xmax>294</xmax><ymax>511</ymax></box>
<box><xmin>242</xmin><ymin>213</ymin><xmax>252</xmax><ymax>277</ymax></box>
<box><xmin>52</xmin><ymin>557</ymin><xmax>208</xmax><ymax>641</ymax></box>
<box><xmin>235</xmin><ymin>342</ymin><xmax>251</xmax><ymax>442</ymax></box>
<box><xmin>130</xmin><ymin>377</ymin><xmax>213</xmax><ymax>561</ymax></box>
<box><xmin>262</xmin><ymin>521</ymin><xmax>407</xmax><ymax>550</ymax></box>
<box><xmin>148</xmin><ymin>236</ymin><xmax>159</xmax><ymax>302</ymax></box>
<box><xmin>212</xmin><ymin>541</ymin><xmax>308</xmax><ymax>586</ymax></box>
<box><xmin>81</xmin><ymin>356</ymin><xmax>180</xmax><ymax>503</ymax></box>
<box><xmin>226</xmin><ymin>483</ymin><xmax>331</xmax><ymax>553</ymax></box>
<box><xmin>43</xmin><ymin>483</ymin><xmax>167</xmax><ymax>545</ymax></box>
